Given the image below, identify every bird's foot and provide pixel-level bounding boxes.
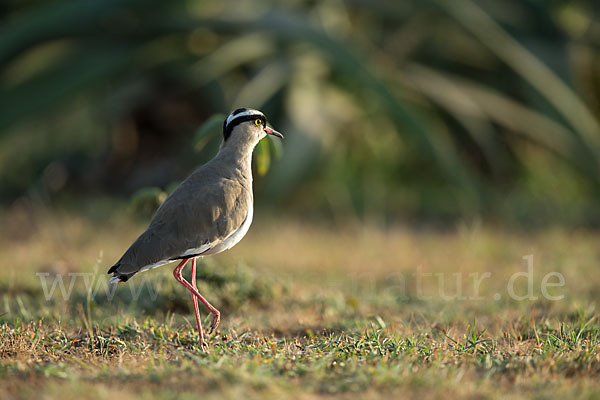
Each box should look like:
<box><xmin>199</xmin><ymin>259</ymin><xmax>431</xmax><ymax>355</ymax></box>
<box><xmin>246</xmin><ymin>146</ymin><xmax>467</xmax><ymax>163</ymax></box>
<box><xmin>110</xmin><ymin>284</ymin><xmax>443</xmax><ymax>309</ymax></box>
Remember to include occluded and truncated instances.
<box><xmin>198</xmin><ymin>339</ymin><xmax>209</xmax><ymax>353</ymax></box>
<box><xmin>209</xmin><ymin>310</ymin><xmax>221</xmax><ymax>334</ymax></box>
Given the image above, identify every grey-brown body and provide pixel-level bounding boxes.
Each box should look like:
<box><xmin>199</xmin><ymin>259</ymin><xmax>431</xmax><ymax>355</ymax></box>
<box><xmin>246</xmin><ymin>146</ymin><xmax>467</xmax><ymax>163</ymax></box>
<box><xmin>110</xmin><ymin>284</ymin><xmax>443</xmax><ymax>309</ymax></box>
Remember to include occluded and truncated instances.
<box><xmin>108</xmin><ymin>118</ymin><xmax>258</xmax><ymax>282</ymax></box>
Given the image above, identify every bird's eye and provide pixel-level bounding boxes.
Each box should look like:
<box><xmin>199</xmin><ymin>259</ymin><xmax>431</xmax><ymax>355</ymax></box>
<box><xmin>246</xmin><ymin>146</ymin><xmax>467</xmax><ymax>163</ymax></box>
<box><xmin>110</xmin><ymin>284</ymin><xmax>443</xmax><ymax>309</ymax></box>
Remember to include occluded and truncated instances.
<box><xmin>254</xmin><ymin>119</ymin><xmax>262</xmax><ymax>126</ymax></box>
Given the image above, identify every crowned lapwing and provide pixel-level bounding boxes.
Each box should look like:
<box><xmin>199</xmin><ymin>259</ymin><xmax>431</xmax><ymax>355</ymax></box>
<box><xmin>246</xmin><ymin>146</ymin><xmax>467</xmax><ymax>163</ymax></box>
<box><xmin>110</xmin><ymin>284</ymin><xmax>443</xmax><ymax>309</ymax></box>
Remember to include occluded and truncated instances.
<box><xmin>108</xmin><ymin>108</ymin><xmax>283</xmax><ymax>351</ymax></box>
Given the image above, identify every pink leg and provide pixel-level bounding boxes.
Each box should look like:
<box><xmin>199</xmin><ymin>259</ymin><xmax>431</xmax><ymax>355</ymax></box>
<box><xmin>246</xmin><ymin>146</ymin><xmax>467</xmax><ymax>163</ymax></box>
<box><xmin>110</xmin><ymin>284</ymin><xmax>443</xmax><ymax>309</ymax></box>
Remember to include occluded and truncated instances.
<box><xmin>189</xmin><ymin>258</ymin><xmax>204</xmax><ymax>347</ymax></box>
<box><xmin>173</xmin><ymin>258</ymin><xmax>221</xmax><ymax>349</ymax></box>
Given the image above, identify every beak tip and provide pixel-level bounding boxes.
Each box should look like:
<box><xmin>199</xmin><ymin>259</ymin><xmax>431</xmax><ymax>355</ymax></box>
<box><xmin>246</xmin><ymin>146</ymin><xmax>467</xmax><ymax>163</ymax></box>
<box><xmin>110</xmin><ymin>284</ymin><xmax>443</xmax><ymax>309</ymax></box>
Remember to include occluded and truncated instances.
<box><xmin>265</xmin><ymin>127</ymin><xmax>284</xmax><ymax>139</ymax></box>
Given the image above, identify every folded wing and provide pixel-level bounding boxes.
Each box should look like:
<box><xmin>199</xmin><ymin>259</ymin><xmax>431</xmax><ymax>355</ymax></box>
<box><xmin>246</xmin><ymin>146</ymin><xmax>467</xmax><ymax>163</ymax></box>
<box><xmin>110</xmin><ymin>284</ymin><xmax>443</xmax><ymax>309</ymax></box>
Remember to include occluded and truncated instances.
<box><xmin>108</xmin><ymin>168</ymin><xmax>251</xmax><ymax>282</ymax></box>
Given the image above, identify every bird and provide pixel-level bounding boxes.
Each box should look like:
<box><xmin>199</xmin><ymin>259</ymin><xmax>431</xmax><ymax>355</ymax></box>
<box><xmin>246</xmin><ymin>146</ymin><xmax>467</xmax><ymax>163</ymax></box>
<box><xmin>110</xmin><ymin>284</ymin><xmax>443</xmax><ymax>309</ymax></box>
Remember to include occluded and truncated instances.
<box><xmin>107</xmin><ymin>108</ymin><xmax>283</xmax><ymax>351</ymax></box>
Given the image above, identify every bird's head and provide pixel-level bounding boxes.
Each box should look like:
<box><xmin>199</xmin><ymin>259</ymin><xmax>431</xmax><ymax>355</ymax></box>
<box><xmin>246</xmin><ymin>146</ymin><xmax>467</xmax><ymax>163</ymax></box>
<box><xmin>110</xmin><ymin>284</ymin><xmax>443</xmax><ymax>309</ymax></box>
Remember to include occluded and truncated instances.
<box><xmin>222</xmin><ymin>108</ymin><xmax>283</xmax><ymax>146</ymax></box>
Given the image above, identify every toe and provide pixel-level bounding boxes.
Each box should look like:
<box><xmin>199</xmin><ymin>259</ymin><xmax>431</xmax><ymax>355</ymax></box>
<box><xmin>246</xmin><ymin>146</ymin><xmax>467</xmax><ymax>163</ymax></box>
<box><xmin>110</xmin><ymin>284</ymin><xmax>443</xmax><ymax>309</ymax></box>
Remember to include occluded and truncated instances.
<box><xmin>200</xmin><ymin>342</ymin><xmax>209</xmax><ymax>353</ymax></box>
<box><xmin>209</xmin><ymin>313</ymin><xmax>220</xmax><ymax>334</ymax></box>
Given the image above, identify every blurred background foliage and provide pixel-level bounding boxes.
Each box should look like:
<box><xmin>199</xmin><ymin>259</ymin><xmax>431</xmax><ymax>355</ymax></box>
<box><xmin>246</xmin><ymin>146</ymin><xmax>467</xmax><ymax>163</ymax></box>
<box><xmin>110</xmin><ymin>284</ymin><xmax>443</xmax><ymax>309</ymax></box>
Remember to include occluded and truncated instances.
<box><xmin>0</xmin><ymin>0</ymin><xmax>599</xmax><ymax>227</ymax></box>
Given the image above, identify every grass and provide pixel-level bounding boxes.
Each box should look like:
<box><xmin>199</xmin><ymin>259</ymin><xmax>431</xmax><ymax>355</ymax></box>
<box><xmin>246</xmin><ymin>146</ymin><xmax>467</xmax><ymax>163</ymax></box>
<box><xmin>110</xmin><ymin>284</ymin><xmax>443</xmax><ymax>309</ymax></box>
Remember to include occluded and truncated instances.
<box><xmin>1</xmin><ymin>203</ymin><xmax>600</xmax><ymax>399</ymax></box>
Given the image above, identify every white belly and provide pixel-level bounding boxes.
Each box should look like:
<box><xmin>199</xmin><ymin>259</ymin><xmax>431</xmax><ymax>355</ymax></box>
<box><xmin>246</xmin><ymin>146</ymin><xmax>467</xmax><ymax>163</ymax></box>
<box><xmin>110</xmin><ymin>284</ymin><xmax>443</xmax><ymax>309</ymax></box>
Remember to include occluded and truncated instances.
<box><xmin>200</xmin><ymin>204</ymin><xmax>253</xmax><ymax>256</ymax></box>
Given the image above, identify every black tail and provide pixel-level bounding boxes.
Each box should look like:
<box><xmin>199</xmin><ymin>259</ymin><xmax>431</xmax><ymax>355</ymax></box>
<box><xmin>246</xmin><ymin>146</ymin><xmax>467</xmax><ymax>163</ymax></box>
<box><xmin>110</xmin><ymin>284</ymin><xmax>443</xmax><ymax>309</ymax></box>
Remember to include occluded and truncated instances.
<box><xmin>107</xmin><ymin>263</ymin><xmax>119</xmax><ymax>274</ymax></box>
<box><xmin>107</xmin><ymin>263</ymin><xmax>135</xmax><ymax>283</ymax></box>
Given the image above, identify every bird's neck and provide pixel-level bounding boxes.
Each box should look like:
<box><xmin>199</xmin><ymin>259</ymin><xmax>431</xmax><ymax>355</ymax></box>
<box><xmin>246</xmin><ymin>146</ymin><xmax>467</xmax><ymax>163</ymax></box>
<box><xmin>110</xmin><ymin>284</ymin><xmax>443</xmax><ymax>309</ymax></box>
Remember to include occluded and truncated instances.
<box><xmin>216</xmin><ymin>138</ymin><xmax>259</xmax><ymax>185</ymax></box>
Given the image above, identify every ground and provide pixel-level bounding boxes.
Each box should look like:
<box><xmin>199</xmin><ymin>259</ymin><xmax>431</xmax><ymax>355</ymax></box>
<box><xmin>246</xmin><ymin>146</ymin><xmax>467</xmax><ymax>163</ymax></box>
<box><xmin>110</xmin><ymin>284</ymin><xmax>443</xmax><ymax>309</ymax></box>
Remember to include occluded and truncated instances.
<box><xmin>1</xmin><ymin>203</ymin><xmax>600</xmax><ymax>399</ymax></box>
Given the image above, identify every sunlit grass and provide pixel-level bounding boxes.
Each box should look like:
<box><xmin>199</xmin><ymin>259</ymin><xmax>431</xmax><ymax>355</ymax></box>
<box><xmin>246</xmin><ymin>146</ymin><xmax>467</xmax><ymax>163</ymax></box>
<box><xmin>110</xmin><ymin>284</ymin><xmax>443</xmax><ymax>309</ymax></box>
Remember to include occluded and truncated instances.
<box><xmin>1</xmin><ymin>205</ymin><xmax>600</xmax><ymax>399</ymax></box>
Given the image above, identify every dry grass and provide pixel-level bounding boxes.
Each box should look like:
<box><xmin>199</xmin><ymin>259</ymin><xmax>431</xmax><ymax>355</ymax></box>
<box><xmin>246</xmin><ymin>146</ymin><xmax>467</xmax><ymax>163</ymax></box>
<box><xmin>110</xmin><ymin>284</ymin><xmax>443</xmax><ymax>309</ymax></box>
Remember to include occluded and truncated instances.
<box><xmin>1</xmin><ymin>204</ymin><xmax>600</xmax><ymax>399</ymax></box>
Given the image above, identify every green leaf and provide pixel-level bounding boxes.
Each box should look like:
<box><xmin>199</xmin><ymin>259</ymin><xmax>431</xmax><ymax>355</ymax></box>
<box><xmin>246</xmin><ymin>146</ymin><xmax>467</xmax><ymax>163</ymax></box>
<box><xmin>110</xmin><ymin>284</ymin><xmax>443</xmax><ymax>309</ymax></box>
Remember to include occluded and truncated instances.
<box><xmin>254</xmin><ymin>137</ymin><xmax>271</xmax><ymax>176</ymax></box>
<box><xmin>193</xmin><ymin>114</ymin><xmax>225</xmax><ymax>152</ymax></box>
<box><xmin>128</xmin><ymin>187</ymin><xmax>166</xmax><ymax>216</ymax></box>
